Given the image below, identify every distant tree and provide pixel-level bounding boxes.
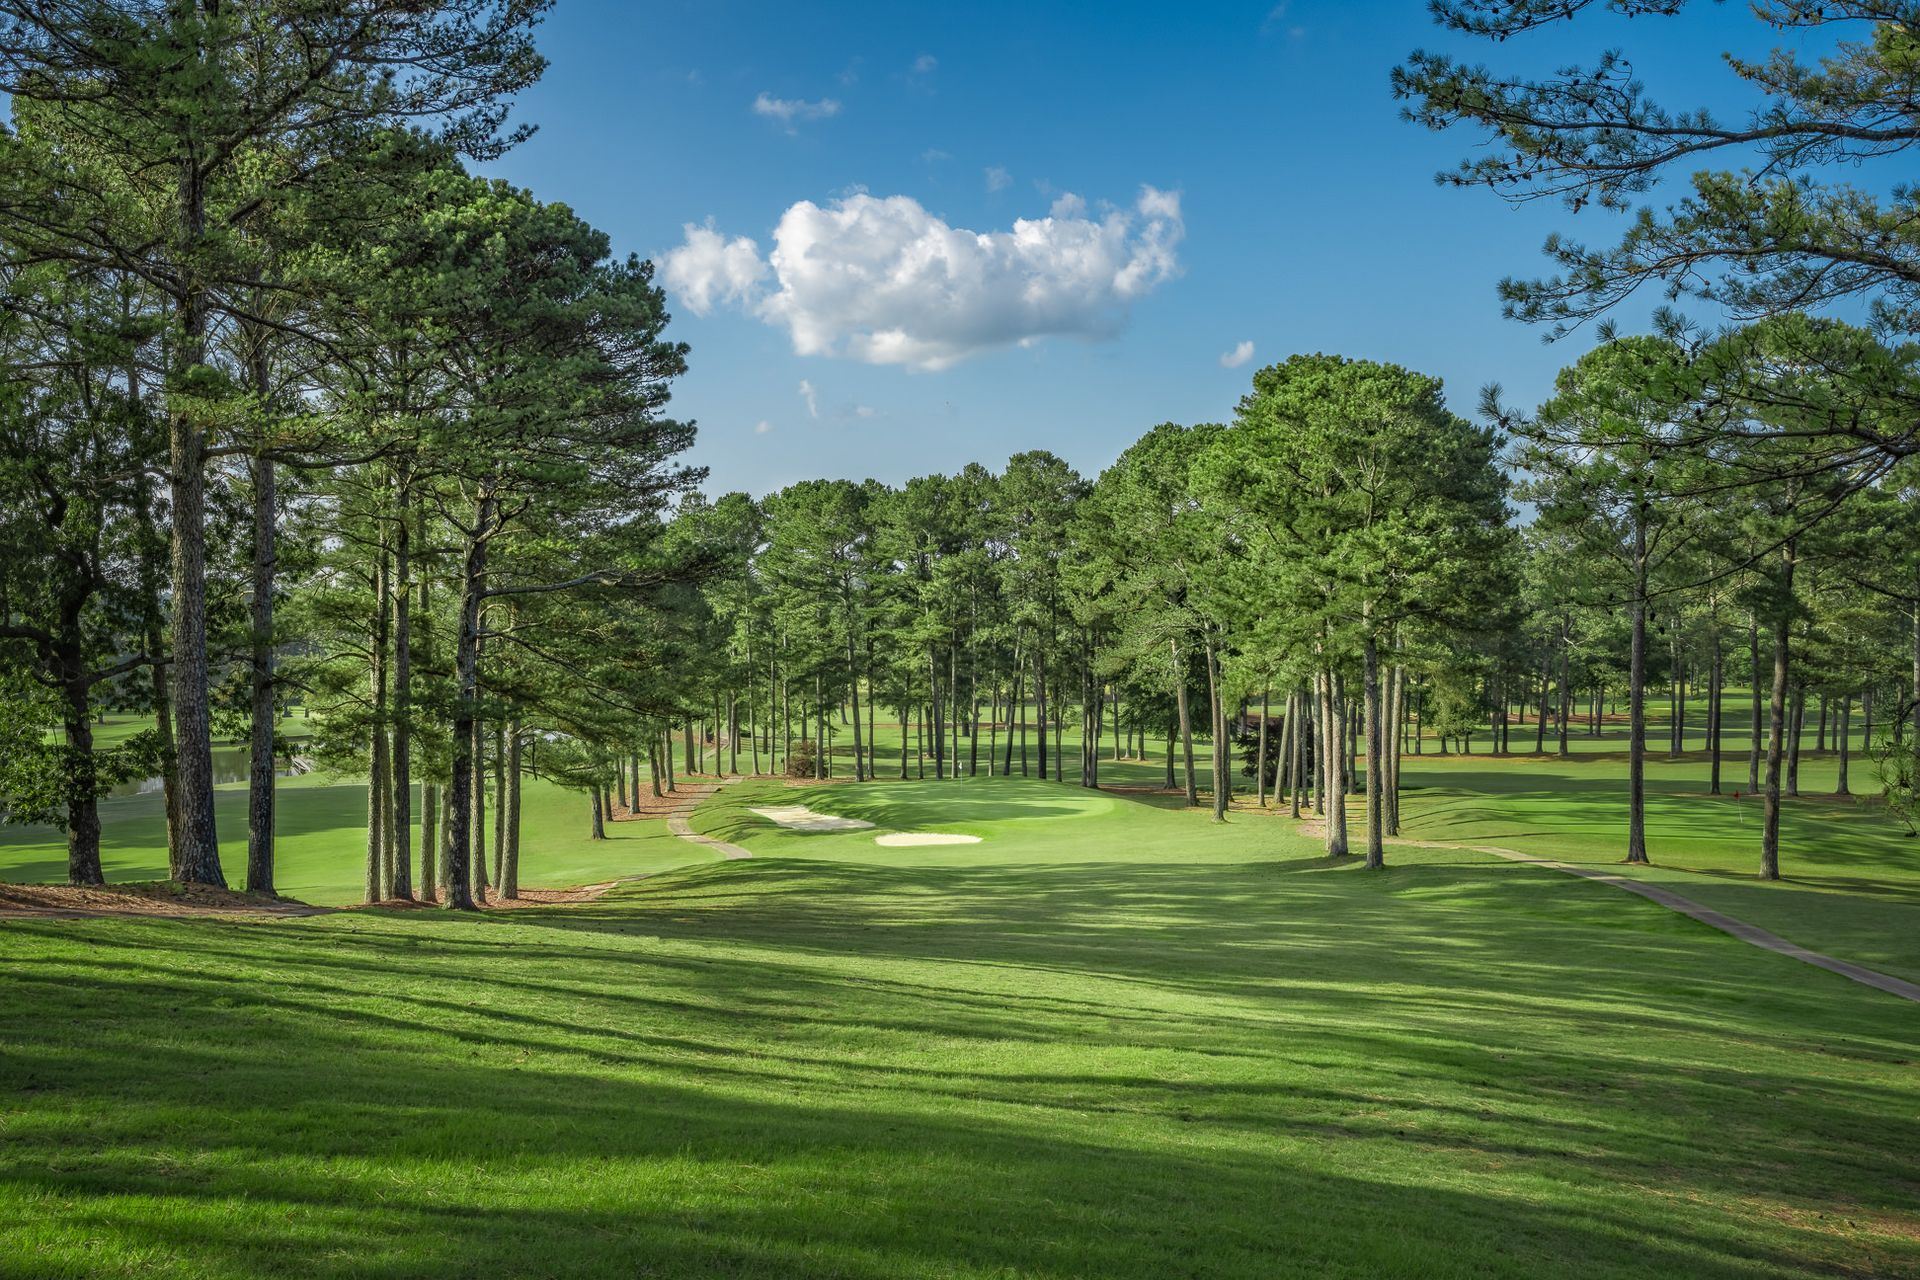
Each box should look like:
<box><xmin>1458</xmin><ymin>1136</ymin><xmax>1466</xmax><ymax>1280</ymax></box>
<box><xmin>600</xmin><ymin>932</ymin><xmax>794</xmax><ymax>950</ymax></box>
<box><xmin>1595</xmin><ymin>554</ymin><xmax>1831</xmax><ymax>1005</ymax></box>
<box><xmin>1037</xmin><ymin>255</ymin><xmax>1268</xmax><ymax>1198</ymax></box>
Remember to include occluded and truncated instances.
<box><xmin>1075</xmin><ymin>424</ymin><xmax>1225</xmax><ymax>809</ymax></box>
<box><xmin>1516</xmin><ymin>337</ymin><xmax>1706</xmax><ymax>864</ymax></box>
<box><xmin>1203</xmin><ymin>355</ymin><xmax>1512</xmax><ymax>867</ymax></box>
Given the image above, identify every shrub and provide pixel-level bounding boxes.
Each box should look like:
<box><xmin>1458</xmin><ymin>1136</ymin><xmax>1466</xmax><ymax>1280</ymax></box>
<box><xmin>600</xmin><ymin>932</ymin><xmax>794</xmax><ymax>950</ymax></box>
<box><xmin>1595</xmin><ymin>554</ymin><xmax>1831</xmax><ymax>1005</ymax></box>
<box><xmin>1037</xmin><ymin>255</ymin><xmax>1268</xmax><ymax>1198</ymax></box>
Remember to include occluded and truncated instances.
<box><xmin>785</xmin><ymin>739</ymin><xmax>818</xmax><ymax>779</ymax></box>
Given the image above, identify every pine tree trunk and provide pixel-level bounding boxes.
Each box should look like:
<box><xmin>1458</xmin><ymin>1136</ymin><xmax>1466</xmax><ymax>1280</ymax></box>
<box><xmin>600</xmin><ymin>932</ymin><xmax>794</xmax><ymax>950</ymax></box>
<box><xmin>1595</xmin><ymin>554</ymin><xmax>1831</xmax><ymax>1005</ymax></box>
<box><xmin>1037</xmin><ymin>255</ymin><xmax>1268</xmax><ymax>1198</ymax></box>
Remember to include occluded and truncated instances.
<box><xmin>1363</xmin><ymin>635</ymin><xmax>1385</xmax><ymax>869</ymax></box>
<box><xmin>1205</xmin><ymin>635</ymin><xmax>1227</xmax><ymax>821</ymax></box>
<box><xmin>815</xmin><ymin>673</ymin><xmax>827</xmax><ymax>780</ymax></box>
<box><xmin>1034</xmin><ymin>649</ymin><xmax>1048</xmax><ymax>783</ymax></box>
<box><xmin>1760</xmin><ymin>544</ymin><xmax>1796</xmax><ymax>882</ymax></box>
<box><xmin>1160</xmin><ymin>715</ymin><xmax>1173</xmax><ymax>788</ymax></box>
<box><xmin>1172</xmin><ymin>641</ymin><xmax>1196</xmax><ymax>807</ymax></box>
<box><xmin>926</xmin><ymin>648</ymin><xmax>942</xmax><ymax>780</ymax></box>
<box><xmin>439</xmin><ymin>791</ymin><xmax>455</xmax><ymax>897</ymax></box>
<box><xmin>421</xmin><ymin>782</ymin><xmax>439</xmax><ymax>904</ymax></box>
<box><xmin>471</xmin><ymin>712</ymin><xmax>488</xmax><ymax>901</ymax></box>
<box><xmin>1004</xmin><ymin>657</ymin><xmax>1023</xmax><ymax>777</ymax></box>
<box><xmin>366</xmin><ymin>546</ymin><xmax>391</xmax><ymax>903</ymax></box>
<box><xmin>1837</xmin><ymin>694</ymin><xmax>1852</xmax><ymax>797</ymax></box>
<box><xmin>1669</xmin><ymin>634</ymin><xmax>1682</xmax><ymax>757</ymax></box>
<box><xmin>502</xmin><ymin>724</ymin><xmax>522</xmax><ymax>898</ymax></box>
<box><xmin>1534</xmin><ymin>648</ymin><xmax>1549</xmax><ymax>753</ymax></box>
<box><xmin>57</xmin><ymin>632</ymin><xmax>104</xmax><ymax>886</ymax></box>
<box><xmin>956</xmin><ymin>644</ymin><xmax>967</xmax><ymax>775</ymax></box>
<box><xmin>132</xmin><ymin>461</ymin><xmax>182</xmax><ymax>871</ymax></box>
<box><xmin>1787</xmin><ymin>683</ymin><xmax>1805</xmax><ymax>798</ymax></box>
<box><xmin>1748</xmin><ymin>617</ymin><xmax>1763</xmax><ymax>792</ymax></box>
<box><xmin>1708</xmin><ymin>633</ymin><xmax>1723</xmax><ymax>796</ymax></box>
<box><xmin>443</xmin><ymin>496</ymin><xmax>490</xmax><ymax>911</ymax></box>
<box><xmin>1256</xmin><ymin>685</ymin><xmax>1270</xmax><ymax>808</ymax></box>
<box><xmin>1290</xmin><ymin>687</ymin><xmax>1306</xmax><ymax>819</ymax></box>
<box><xmin>988</xmin><ymin>680</ymin><xmax>1000</xmax><ymax>777</ymax></box>
<box><xmin>388</xmin><ymin>492</ymin><xmax>413</xmax><ymax>901</ymax></box>
<box><xmin>1626</xmin><ymin>500</ymin><xmax>1650</xmax><ymax>864</ymax></box>
<box><xmin>1911</xmin><ymin>576</ymin><xmax>1920</xmax><ymax>745</ymax></box>
<box><xmin>492</xmin><ymin>720</ymin><xmax>507</xmax><ymax>886</ymax></box>
<box><xmin>166</xmin><ymin>196</ymin><xmax>223</xmax><ymax>888</ymax></box>
<box><xmin>1386</xmin><ymin>661</ymin><xmax>1406</xmax><ymax>836</ymax></box>
<box><xmin>1557</xmin><ymin>615</ymin><xmax>1572</xmax><ymax>756</ymax></box>
<box><xmin>246</xmin><ymin>452</ymin><xmax>277</xmax><ymax>896</ymax></box>
<box><xmin>1311</xmin><ymin>672</ymin><xmax>1326</xmax><ymax>815</ymax></box>
<box><xmin>1325</xmin><ymin>672</ymin><xmax>1349</xmax><ymax>856</ymax></box>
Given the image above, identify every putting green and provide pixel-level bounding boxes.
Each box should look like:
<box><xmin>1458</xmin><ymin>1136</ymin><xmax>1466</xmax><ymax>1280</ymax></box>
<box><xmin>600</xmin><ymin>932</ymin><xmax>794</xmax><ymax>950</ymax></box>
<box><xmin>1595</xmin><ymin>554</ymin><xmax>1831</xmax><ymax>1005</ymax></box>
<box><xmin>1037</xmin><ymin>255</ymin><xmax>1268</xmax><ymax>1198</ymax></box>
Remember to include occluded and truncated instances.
<box><xmin>692</xmin><ymin>778</ymin><xmax>1132</xmax><ymax>861</ymax></box>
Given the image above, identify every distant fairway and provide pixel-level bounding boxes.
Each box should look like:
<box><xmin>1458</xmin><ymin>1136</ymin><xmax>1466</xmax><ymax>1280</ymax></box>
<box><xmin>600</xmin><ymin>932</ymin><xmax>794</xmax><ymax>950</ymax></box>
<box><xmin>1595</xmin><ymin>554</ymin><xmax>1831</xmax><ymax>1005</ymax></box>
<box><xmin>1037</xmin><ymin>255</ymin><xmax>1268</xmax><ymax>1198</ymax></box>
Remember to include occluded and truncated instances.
<box><xmin>3</xmin><ymin>696</ymin><xmax>1915</xmax><ymax>975</ymax></box>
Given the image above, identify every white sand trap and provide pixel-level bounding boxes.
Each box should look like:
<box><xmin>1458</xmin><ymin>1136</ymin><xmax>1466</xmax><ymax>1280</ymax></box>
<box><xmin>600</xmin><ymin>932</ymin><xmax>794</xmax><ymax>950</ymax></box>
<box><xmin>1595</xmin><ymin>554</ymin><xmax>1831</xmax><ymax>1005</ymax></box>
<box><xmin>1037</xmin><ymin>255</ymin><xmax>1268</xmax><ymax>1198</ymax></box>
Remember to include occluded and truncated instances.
<box><xmin>874</xmin><ymin>832</ymin><xmax>982</xmax><ymax>847</ymax></box>
<box><xmin>748</xmin><ymin>804</ymin><xmax>874</xmax><ymax>833</ymax></box>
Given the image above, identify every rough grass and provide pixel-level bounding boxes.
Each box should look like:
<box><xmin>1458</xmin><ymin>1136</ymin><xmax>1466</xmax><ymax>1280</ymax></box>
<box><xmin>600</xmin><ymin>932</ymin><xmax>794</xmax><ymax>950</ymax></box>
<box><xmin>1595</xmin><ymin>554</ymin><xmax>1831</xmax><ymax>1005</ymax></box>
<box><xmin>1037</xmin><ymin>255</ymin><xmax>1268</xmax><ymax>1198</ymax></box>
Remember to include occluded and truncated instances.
<box><xmin>2</xmin><ymin>775</ymin><xmax>1917</xmax><ymax>1278</ymax></box>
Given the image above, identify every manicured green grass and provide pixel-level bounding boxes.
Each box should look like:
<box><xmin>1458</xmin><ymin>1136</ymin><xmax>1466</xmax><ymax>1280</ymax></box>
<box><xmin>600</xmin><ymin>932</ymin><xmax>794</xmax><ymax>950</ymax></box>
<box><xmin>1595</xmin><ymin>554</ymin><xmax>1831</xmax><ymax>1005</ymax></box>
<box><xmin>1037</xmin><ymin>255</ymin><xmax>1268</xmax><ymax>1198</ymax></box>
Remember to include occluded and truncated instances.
<box><xmin>3</xmin><ymin>774</ymin><xmax>1916</xmax><ymax>1278</ymax></box>
<box><xmin>761</xmin><ymin>705</ymin><xmax>1920</xmax><ymax>979</ymax></box>
<box><xmin>1389</xmin><ymin>750</ymin><xmax>1920</xmax><ymax>982</ymax></box>
<box><xmin>6</xmin><ymin>696</ymin><xmax>1914</xmax><ymax>982</ymax></box>
<box><xmin>60</xmin><ymin>711</ymin><xmax>317</xmax><ymax>748</ymax></box>
<box><xmin>0</xmin><ymin>769</ymin><xmax>710</xmax><ymax>905</ymax></box>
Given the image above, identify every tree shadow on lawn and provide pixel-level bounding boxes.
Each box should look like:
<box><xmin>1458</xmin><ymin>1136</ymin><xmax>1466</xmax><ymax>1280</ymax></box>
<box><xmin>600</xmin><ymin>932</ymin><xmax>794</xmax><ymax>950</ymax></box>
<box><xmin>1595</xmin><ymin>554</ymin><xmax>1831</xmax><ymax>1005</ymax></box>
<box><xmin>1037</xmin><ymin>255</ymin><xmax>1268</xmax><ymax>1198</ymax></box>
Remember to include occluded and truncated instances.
<box><xmin>526</xmin><ymin>858</ymin><xmax>1918</xmax><ymax>1030</ymax></box>
<box><xmin>1397</xmin><ymin>772</ymin><xmax>1917</xmax><ymax>884</ymax></box>
<box><xmin>3</xmin><ymin>903</ymin><xmax>1916</xmax><ymax>1278</ymax></box>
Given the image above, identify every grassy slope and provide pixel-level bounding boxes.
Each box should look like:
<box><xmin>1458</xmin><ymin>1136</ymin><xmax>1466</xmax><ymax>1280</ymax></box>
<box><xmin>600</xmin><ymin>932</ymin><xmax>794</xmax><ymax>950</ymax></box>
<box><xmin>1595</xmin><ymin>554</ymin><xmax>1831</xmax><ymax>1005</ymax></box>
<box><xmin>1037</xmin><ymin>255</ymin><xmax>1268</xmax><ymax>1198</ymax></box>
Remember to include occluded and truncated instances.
<box><xmin>3</xmin><ymin>775</ymin><xmax>1917</xmax><ymax>1278</ymax></box>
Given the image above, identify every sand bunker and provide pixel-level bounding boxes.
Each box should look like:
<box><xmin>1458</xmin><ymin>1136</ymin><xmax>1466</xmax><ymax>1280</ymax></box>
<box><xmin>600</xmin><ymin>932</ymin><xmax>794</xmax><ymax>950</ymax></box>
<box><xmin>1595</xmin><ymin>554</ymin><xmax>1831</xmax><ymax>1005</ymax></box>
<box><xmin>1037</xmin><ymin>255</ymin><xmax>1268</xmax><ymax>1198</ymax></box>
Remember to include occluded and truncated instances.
<box><xmin>748</xmin><ymin>805</ymin><xmax>875</xmax><ymax>833</ymax></box>
<box><xmin>873</xmin><ymin>833</ymin><xmax>983</xmax><ymax>847</ymax></box>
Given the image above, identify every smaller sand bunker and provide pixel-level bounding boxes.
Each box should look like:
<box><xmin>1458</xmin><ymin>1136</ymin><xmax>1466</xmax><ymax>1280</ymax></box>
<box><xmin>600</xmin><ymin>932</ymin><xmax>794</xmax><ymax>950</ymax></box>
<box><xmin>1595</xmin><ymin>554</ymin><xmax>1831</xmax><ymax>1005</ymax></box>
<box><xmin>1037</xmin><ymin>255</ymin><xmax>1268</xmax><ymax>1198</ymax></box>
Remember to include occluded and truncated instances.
<box><xmin>748</xmin><ymin>805</ymin><xmax>875</xmax><ymax>833</ymax></box>
<box><xmin>873</xmin><ymin>833</ymin><xmax>983</xmax><ymax>847</ymax></box>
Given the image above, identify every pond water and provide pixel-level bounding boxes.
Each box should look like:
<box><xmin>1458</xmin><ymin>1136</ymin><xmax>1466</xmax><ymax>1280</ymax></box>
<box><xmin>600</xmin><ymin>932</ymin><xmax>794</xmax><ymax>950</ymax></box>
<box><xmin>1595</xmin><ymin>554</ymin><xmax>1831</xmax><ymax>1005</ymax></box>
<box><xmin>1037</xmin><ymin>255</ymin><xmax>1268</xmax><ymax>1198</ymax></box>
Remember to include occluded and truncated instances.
<box><xmin>111</xmin><ymin>746</ymin><xmax>302</xmax><ymax>798</ymax></box>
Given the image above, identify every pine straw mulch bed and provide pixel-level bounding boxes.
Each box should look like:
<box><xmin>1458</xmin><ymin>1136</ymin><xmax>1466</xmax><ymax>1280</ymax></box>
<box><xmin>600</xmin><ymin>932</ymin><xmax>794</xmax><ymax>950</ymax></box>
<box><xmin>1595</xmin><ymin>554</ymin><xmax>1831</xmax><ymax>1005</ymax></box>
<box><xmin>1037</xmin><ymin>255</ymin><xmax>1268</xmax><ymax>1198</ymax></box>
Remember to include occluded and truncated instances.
<box><xmin>0</xmin><ymin>879</ymin><xmax>653</xmax><ymax>920</ymax></box>
<box><xmin>607</xmin><ymin>780</ymin><xmax>724</xmax><ymax>821</ymax></box>
<box><xmin>0</xmin><ymin>880</ymin><xmax>329</xmax><ymax>920</ymax></box>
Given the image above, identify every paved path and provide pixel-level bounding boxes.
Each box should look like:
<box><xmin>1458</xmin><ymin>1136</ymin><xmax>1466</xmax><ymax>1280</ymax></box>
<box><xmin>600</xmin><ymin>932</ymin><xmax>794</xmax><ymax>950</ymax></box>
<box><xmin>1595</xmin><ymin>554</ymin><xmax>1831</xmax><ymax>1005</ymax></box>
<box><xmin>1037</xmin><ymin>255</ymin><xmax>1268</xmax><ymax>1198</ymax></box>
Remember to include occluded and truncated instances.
<box><xmin>661</xmin><ymin>780</ymin><xmax>752</xmax><ymax>861</ymax></box>
<box><xmin>1452</xmin><ymin>841</ymin><xmax>1920</xmax><ymax>1005</ymax></box>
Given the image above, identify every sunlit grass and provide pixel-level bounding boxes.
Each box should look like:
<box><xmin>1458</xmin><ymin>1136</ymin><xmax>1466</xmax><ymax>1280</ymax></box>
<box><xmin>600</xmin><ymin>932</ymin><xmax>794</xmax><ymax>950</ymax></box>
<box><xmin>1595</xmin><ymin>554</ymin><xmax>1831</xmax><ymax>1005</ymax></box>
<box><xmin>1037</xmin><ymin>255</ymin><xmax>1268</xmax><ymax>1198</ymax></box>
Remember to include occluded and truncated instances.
<box><xmin>1</xmin><ymin>776</ymin><xmax>1915</xmax><ymax>1277</ymax></box>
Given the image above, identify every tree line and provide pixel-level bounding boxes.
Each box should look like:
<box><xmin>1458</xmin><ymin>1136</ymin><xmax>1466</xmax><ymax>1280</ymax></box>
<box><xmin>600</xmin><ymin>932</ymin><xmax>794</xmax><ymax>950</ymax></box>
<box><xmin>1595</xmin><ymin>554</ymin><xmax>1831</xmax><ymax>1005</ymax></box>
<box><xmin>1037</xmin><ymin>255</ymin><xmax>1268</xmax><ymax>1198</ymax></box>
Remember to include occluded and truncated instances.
<box><xmin>2</xmin><ymin>2</ymin><xmax>1918</xmax><ymax>907</ymax></box>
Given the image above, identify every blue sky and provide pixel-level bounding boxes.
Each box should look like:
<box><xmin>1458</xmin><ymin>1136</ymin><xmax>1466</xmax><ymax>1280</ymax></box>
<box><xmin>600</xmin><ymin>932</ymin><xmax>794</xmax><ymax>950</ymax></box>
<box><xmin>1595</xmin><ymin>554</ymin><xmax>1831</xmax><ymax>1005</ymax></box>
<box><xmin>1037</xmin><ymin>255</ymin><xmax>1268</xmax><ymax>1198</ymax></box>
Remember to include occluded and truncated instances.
<box><xmin>479</xmin><ymin>1</ymin><xmax>1818</xmax><ymax>498</ymax></box>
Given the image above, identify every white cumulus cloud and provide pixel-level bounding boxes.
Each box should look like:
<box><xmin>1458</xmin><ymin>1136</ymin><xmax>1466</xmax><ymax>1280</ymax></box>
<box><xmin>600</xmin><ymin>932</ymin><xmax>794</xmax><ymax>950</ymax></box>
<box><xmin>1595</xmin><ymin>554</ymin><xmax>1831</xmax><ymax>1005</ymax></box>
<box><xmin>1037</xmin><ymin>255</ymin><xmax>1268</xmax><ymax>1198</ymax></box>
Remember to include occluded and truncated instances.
<box><xmin>661</xmin><ymin>186</ymin><xmax>1184</xmax><ymax>370</ymax></box>
<box><xmin>984</xmin><ymin>165</ymin><xmax>1011</xmax><ymax>193</ymax></box>
<box><xmin>911</xmin><ymin>54</ymin><xmax>938</xmax><ymax>74</ymax></box>
<box><xmin>1220</xmin><ymin>340</ymin><xmax>1255</xmax><ymax>369</ymax></box>
<box><xmin>659</xmin><ymin>220</ymin><xmax>768</xmax><ymax>316</ymax></box>
<box><xmin>798</xmin><ymin>379</ymin><xmax>819</xmax><ymax>418</ymax></box>
<box><xmin>755</xmin><ymin>419</ymin><xmax>774</xmax><ymax>435</ymax></box>
<box><xmin>752</xmin><ymin>92</ymin><xmax>841</xmax><ymax>132</ymax></box>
